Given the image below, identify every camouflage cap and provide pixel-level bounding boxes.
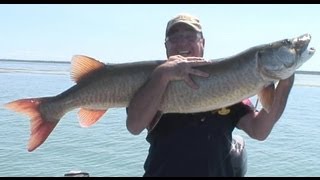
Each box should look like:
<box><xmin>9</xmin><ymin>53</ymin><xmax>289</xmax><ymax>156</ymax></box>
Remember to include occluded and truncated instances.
<box><xmin>165</xmin><ymin>13</ymin><xmax>202</xmax><ymax>37</ymax></box>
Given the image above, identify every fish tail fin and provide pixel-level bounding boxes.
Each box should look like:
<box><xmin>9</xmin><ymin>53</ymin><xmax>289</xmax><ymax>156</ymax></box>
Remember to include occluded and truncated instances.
<box><xmin>4</xmin><ymin>98</ymin><xmax>59</xmax><ymax>152</ymax></box>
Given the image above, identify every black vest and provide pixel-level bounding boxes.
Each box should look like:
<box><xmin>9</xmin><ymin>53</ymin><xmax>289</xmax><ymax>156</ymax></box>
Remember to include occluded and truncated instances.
<box><xmin>143</xmin><ymin>102</ymin><xmax>252</xmax><ymax>177</ymax></box>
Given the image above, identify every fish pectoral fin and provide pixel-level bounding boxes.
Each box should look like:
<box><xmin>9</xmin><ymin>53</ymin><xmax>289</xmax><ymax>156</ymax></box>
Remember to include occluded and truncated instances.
<box><xmin>258</xmin><ymin>83</ymin><xmax>275</xmax><ymax>113</ymax></box>
<box><xmin>78</xmin><ymin>108</ymin><xmax>107</xmax><ymax>127</ymax></box>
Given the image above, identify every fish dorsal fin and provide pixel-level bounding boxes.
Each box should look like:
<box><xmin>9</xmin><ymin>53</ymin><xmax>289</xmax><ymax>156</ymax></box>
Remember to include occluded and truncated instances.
<box><xmin>71</xmin><ymin>55</ymin><xmax>105</xmax><ymax>83</ymax></box>
<box><xmin>78</xmin><ymin>108</ymin><xmax>107</xmax><ymax>128</ymax></box>
<box><xmin>258</xmin><ymin>83</ymin><xmax>275</xmax><ymax>113</ymax></box>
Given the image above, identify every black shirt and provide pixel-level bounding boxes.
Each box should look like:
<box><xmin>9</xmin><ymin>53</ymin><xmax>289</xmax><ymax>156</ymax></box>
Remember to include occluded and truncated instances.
<box><xmin>143</xmin><ymin>101</ymin><xmax>252</xmax><ymax>177</ymax></box>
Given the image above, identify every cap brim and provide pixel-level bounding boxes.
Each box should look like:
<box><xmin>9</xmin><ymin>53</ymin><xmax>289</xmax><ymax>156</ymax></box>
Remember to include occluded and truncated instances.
<box><xmin>166</xmin><ymin>21</ymin><xmax>201</xmax><ymax>36</ymax></box>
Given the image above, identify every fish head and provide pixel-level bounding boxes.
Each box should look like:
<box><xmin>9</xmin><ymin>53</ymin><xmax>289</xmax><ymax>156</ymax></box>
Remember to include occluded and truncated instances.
<box><xmin>257</xmin><ymin>33</ymin><xmax>315</xmax><ymax>80</ymax></box>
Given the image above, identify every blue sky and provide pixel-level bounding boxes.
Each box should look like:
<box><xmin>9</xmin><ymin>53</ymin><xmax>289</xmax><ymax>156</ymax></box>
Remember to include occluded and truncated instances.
<box><xmin>0</xmin><ymin>4</ymin><xmax>319</xmax><ymax>71</ymax></box>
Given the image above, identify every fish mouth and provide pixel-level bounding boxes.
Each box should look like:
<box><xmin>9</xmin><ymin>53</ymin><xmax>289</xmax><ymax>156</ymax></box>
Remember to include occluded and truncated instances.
<box><xmin>295</xmin><ymin>34</ymin><xmax>316</xmax><ymax>63</ymax></box>
<box><xmin>292</xmin><ymin>34</ymin><xmax>316</xmax><ymax>69</ymax></box>
<box><xmin>292</xmin><ymin>33</ymin><xmax>312</xmax><ymax>55</ymax></box>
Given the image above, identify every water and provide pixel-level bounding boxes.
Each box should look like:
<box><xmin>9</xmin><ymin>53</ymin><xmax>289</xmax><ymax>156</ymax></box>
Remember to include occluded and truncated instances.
<box><xmin>0</xmin><ymin>60</ymin><xmax>320</xmax><ymax>177</ymax></box>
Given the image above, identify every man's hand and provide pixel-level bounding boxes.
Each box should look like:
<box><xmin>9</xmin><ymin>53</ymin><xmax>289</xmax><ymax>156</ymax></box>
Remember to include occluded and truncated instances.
<box><xmin>154</xmin><ymin>55</ymin><xmax>210</xmax><ymax>89</ymax></box>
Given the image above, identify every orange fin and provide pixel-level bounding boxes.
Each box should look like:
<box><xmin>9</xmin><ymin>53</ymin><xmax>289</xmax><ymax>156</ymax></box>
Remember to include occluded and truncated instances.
<box><xmin>4</xmin><ymin>98</ymin><xmax>59</xmax><ymax>152</ymax></box>
<box><xmin>71</xmin><ymin>55</ymin><xmax>105</xmax><ymax>83</ymax></box>
<box><xmin>29</xmin><ymin>117</ymin><xmax>58</xmax><ymax>152</ymax></box>
<box><xmin>78</xmin><ymin>108</ymin><xmax>107</xmax><ymax>127</ymax></box>
<box><xmin>258</xmin><ymin>83</ymin><xmax>275</xmax><ymax>113</ymax></box>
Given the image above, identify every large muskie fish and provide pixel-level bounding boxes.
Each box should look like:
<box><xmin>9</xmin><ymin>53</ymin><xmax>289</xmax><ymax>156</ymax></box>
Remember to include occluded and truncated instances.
<box><xmin>4</xmin><ymin>33</ymin><xmax>315</xmax><ymax>152</ymax></box>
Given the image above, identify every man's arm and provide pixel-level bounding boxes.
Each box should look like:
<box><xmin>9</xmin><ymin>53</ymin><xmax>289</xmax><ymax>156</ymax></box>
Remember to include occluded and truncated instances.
<box><xmin>126</xmin><ymin>56</ymin><xmax>210</xmax><ymax>135</ymax></box>
<box><xmin>126</xmin><ymin>67</ymin><xmax>169</xmax><ymax>135</ymax></box>
<box><xmin>237</xmin><ymin>74</ymin><xmax>295</xmax><ymax>140</ymax></box>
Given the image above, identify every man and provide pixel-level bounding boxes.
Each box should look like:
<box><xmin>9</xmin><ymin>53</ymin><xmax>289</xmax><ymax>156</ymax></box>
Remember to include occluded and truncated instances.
<box><xmin>126</xmin><ymin>13</ymin><xmax>295</xmax><ymax>177</ymax></box>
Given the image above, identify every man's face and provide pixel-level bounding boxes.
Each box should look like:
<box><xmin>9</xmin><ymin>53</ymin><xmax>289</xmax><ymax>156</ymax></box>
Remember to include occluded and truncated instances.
<box><xmin>165</xmin><ymin>23</ymin><xmax>205</xmax><ymax>58</ymax></box>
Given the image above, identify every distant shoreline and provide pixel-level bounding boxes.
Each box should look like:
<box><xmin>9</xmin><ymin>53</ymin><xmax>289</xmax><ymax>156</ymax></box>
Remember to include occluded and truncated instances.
<box><xmin>0</xmin><ymin>59</ymin><xmax>70</xmax><ymax>64</ymax></box>
<box><xmin>1</xmin><ymin>58</ymin><xmax>319</xmax><ymax>75</ymax></box>
<box><xmin>295</xmin><ymin>70</ymin><xmax>320</xmax><ymax>75</ymax></box>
